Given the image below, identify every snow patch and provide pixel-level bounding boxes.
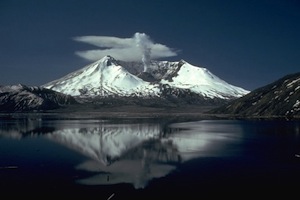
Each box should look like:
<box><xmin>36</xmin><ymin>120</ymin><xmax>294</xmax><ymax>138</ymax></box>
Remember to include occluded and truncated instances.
<box><xmin>293</xmin><ymin>100</ymin><xmax>300</xmax><ymax>108</ymax></box>
<box><xmin>287</xmin><ymin>78</ymin><xmax>300</xmax><ymax>88</ymax></box>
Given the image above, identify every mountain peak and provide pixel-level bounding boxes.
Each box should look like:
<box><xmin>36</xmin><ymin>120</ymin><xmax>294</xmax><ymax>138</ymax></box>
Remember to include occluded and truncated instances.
<box><xmin>101</xmin><ymin>55</ymin><xmax>118</xmax><ymax>65</ymax></box>
<box><xmin>93</xmin><ymin>55</ymin><xmax>118</xmax><ymax>69</ymax></box>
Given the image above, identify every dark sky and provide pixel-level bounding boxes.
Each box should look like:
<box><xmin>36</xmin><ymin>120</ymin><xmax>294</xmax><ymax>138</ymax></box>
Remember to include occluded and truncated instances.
<box><xmin>1</xmin><ymin>0</ymin><xmax>299</xmax><ymax>90</ymax></box>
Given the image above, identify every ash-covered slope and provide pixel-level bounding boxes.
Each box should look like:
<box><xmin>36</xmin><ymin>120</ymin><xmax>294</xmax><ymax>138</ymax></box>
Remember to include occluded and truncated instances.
<box><xmin>0</xmin><ymin>84</ymin><xmax>77</xmax><ymax>112</ymax></box>
<box><xmin>43</xmin><ymin>56</ymin><xmax>248</xmax><ymax>103</ymax></box>
<box><xmin>211</xmin><ymin>72</ymin><xmax>300</xmax><ymax>117</ymax></box>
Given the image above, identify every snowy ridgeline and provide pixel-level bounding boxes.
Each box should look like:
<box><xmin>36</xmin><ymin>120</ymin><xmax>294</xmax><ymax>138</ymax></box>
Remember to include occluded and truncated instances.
<box><xmin>43</xmin><ymin>56</ymin><xmax>249</xmax><ymax>100</ymax></box>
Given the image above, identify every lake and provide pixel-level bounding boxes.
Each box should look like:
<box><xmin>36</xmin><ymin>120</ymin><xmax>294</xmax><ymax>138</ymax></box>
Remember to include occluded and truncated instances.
<box><xmin>0</xmin><ymin>115</ymin><xmax>300</xmax><ymax>199</ymax></box>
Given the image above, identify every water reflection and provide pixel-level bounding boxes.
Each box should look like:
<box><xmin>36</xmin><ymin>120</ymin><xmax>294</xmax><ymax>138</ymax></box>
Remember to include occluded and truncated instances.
<box><xmin>46</xmin><ymin>123</ymin><xmax>182</xmax><ymax>189</ymax></box>
<box><xmin>167</xmin><ymin>120</ymin><xmax>244</xmax><ymax>160</ymax></box>
<box><xmin>0</xmin><ymin>119</ymin><xmax>245</xmax><ymax>189</ymax></box>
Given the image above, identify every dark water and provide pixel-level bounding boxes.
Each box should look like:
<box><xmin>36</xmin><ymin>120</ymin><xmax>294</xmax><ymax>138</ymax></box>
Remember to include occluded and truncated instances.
<box><xmin>0</xmin><ymin>117</ymin><xmax>300</xmax><ymax>198</ymax></box>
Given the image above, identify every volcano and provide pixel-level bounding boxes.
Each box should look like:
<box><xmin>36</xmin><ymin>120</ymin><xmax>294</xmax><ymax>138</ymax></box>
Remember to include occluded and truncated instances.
<box><xmin>43</xmin><ymin>56</ymin><xmax>249</xmax><ymax>102</ymax></box>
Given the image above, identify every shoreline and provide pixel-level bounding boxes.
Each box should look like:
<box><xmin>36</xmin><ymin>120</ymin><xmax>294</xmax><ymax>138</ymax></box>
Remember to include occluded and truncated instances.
<box><xmin>0</xmin><ymin>105</ymin><xmax>218</xmax><ymax>122</ymax></box>
<box><xmin>0</xmin><ymin>104</ymin><xmax>299</xmax><ymax>122</ymax></box>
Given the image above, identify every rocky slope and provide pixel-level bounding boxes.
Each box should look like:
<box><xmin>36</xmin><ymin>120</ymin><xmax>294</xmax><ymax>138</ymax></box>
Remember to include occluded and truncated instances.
<box><xmin>210</xmin><ymin>72</ymin><xmax>300</xmax><ymax>117</ymax></box>
<box><xmin>0</xmin><ymin>84</ymin><xmax>77</xmax><ymax>112</ymax></box>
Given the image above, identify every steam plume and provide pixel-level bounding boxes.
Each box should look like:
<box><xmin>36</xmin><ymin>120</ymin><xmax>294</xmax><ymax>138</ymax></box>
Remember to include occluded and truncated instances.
<box><xmin>134</xmin><ymin>33</ymin><xmax>152</xmax><ymax>72</ymax></box>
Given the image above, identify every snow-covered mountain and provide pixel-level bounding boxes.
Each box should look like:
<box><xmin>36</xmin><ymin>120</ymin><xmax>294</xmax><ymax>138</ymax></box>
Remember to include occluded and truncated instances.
<box><xmin>43</xmin><ymin>56</ymin><xmax>249</xmax><ymax>101</ymax></box>
<box><xmin>43</xmin><ymin>56</ymin><xmax>158</xmax><ymax>97</ymax></box>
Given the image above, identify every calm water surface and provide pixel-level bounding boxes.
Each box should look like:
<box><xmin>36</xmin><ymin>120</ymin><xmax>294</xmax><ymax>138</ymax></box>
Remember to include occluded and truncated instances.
<box><xmin>0</xmin><ymin>117</ymin><xmax>300</xmax><ymax>198</ymax></box>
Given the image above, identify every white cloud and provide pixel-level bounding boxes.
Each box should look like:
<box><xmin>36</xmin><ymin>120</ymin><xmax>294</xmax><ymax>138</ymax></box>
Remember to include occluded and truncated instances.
<box><xmin>73</xmin><ymin>36</ymin><xmax>133</xmax><ymax>48</ymax></box>
<box><xmin>73</xmin><ymin>33</ymin><xmax>178</xmax><ymax>62</ymax></box>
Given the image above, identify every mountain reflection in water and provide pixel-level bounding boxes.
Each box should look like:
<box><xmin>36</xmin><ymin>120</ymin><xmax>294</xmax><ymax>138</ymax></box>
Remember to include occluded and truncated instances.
<box><xmin>0</xmin><ymin>119</ymin><xmax>243</xmax><ymax>189</ymax></box>
<box><xmin>46</xmin><ymin>123</ymin><xmax>179</xmax><ymax>189</ymax></box>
